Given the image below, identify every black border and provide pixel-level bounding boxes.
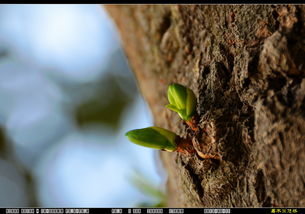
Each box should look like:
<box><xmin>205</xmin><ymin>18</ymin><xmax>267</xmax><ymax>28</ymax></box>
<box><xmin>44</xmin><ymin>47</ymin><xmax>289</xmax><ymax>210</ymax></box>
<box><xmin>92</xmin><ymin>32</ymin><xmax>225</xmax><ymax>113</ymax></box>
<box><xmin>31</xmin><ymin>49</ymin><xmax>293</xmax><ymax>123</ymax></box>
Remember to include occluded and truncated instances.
<box><xmin>1</xmin><ymin>208</ymin><xmax>305</xmax><ymax>214</ymax></box>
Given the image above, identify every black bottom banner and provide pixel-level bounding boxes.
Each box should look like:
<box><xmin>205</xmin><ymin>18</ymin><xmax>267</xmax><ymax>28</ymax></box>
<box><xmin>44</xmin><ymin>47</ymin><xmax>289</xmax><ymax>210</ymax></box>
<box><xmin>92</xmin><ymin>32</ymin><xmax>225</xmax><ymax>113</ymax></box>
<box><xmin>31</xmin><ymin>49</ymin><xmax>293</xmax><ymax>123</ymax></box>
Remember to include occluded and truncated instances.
<box><xmin>0</xmin><ymin>208</ymin><xmax>304</xmax><ymax>214</ymax></box>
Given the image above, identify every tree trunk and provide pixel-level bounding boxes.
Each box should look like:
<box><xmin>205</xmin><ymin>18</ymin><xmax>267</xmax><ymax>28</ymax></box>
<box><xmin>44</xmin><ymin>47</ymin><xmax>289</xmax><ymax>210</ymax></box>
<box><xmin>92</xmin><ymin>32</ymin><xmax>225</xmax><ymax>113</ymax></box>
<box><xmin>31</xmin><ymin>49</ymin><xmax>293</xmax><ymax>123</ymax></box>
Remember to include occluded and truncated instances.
<box><xmin>105</xmin><ymin>5</ymin><xmax>305</xmax><ymax>207</ymax></box>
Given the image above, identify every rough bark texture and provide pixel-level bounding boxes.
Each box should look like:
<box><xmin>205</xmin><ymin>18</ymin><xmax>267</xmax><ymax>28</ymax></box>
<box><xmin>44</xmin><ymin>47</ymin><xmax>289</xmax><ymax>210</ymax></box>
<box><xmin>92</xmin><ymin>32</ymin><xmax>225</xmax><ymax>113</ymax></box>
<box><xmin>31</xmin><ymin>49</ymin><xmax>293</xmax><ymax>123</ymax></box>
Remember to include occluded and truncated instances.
<box><xmin>105</xmin><ymin>5</ymin><xmax>305</xmax><ymax>207</ymax></box>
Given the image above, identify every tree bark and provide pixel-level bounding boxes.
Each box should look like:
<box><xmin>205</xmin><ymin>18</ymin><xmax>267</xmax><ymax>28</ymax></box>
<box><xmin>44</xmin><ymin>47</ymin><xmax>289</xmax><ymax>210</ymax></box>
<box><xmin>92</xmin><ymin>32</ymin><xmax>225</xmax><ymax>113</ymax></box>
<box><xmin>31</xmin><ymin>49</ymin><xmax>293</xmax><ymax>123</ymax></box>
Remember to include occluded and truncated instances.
<box><xmin>105</xmin><ymin>5</ymin><xmax>305</xmax><ymax>207</ymax></box>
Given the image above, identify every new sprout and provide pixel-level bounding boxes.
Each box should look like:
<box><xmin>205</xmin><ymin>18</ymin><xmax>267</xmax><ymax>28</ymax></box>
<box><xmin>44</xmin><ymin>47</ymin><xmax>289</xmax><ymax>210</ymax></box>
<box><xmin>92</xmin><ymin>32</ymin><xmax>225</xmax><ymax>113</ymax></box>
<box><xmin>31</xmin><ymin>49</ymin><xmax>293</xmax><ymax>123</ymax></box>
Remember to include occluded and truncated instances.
<box><xmin>125</xmin><ymin>126</ymin><xmax>195</xmax><ymax>155</ymax></box>
<box><xmin>125</xmin><ymin>84</ymin><xmax>201</xmax><ymax>156</ymax></box>
<box><xmin>166</xmin><ymin>83</ymin><xmax>198</xmax><ymax>131</ymax></box>
<box><xmin>166</xmin><ymin>83</ymin><xmax>196</xmax><ymax>121</ymax></box>
<box><xmin>125</xmin><ymin>126</ymin><xmax>177</xmax><ymax>152</ymax></box>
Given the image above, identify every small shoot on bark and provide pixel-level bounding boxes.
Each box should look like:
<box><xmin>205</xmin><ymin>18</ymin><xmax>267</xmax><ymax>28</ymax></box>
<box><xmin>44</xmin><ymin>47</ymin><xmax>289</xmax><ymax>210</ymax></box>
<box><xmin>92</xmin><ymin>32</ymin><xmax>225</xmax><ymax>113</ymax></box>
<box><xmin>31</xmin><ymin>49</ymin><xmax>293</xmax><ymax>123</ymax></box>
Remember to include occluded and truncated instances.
<box><xmin>125</xmin><ymin>126</ymin><xmax>195</xmax><ymax>155</ymax></box>
<box><xmin>166</xmin><ymin>83</ymin><xmax>198</xmax><ymax>131</ymax></box>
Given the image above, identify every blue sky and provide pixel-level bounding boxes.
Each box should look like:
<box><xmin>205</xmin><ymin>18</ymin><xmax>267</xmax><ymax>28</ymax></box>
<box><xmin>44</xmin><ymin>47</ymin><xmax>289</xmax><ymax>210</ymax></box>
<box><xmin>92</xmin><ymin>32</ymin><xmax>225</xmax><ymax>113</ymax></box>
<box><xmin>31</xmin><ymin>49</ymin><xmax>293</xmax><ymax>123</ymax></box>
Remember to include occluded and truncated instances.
<box><xmin>0</xmin><ymin>4</ymin><xmax>165</xmax><ymax>207</ymax></box>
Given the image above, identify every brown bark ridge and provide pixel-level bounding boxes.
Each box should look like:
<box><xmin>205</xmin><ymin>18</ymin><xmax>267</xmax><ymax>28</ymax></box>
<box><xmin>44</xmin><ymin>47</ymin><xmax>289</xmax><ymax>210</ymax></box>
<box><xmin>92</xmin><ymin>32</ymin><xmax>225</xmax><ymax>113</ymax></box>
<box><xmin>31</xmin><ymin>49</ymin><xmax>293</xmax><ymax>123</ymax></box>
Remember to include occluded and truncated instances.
<box><xmin>105</xmin><ymin>5</ymin><xmax>305</xmax><ymax>207</ymax></box>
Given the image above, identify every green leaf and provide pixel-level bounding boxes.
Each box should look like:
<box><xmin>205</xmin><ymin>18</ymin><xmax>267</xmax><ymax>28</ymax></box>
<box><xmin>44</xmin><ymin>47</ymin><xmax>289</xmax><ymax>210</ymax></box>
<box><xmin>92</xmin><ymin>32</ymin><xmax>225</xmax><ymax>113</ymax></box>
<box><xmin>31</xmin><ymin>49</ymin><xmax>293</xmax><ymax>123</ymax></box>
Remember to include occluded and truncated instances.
<box><xmin>166</xmin><ymin>83</ymin><xmax>197</xmax><ymax>121</ymax></box>
<box><xmin>167</xmin><ymin>86</ymin><xmax>178</xmax><ymax>107</ymax></box>
<box><xmin>167</xmin><ymin>83</ymin><xmax>187</xmax><ymax>109</ymax></box>
<box><xmin>165</xmin><ymin>104</ymin><xmax>180</xmax><ymax>113</ymax></box>
<box><xmin>185</xmin><ymin>88</ymin><xmax>196</xmax><ymax>120</ymax></box>
<box><xmin>125</xmin><ymin>127</ymin><xmax>177</xmax><ymax>151</ymax></box>
<box><xmin>177</xmin><ymin>110</ymin><xmax>187</xmax><ymax>121</ymax></box>
<box><xmin>151</xmin><ymin>127</ymin><xmax>177</xmax><ymax>147</ymax></box>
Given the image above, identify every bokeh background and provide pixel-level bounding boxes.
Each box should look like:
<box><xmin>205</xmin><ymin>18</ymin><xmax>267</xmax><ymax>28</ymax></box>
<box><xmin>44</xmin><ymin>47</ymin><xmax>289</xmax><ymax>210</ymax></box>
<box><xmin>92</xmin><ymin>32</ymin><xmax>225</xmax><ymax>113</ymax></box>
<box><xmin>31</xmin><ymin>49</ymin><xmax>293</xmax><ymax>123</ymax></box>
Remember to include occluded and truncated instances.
<box><xmin>0</xmin><ymin>4</ymin><xmax>166</xmax><ymax>207</ymax></box>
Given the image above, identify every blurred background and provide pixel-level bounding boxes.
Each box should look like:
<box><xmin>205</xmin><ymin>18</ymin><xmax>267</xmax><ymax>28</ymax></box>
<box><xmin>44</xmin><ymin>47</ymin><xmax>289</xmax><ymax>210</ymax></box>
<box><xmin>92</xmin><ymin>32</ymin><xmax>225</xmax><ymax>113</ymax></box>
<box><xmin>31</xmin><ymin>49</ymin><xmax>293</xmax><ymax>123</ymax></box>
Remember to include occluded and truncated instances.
<box><xmin>0</xmin><ymin>4</ymin><xmax>167</xmax><ymax>207</ymax></box>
